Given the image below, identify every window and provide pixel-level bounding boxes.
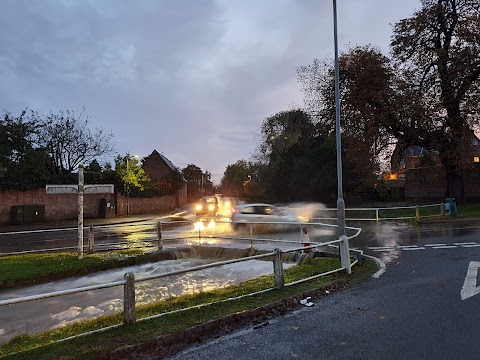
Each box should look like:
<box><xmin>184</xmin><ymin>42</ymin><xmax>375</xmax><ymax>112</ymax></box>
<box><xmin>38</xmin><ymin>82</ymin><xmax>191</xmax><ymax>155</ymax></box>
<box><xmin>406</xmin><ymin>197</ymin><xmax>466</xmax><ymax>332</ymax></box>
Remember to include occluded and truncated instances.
<box><xmin>474</xmin><ymin>157</ymin><xmax>479</xmax><ymax>163</ymax></box>
<box><xmin>240</xmin><ymin>206</ymin><xmax>255</xmax><ymax>214</ymax></box>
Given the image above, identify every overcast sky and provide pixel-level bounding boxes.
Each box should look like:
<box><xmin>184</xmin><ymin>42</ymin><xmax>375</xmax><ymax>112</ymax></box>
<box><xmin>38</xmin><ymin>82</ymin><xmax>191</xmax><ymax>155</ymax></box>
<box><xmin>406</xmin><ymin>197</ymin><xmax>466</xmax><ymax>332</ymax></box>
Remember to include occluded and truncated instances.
<box><xmin>0</xmin><ymin>0</ymin><xmax>421</xmax><ymax>183</ymax></box>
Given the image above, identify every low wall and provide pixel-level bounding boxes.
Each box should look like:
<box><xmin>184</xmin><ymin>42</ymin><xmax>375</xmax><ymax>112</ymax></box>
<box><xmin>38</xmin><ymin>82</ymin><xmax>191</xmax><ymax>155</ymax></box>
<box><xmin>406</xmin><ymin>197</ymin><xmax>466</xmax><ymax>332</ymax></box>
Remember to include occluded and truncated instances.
<box><xmin>122</xmin><ymin>194</ymin><xmax>176</xmax><ymax>216</ymax></box>
<box><xmin>0</xmin><ymin>188</ymin><xmax>115</xmax><ymax>225</ymax></box>
<box><xmin>0</xmin><ymin>188</ymin><xmax>179</xmax><ymax>225</ymax></box>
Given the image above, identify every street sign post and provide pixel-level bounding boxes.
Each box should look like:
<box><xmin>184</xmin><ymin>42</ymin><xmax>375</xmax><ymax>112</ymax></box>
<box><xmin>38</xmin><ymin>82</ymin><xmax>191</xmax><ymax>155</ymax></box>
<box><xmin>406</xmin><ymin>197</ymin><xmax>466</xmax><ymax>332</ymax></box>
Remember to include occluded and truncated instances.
<box><xmin>46</xmin><ymin>169</ymin><xmax>114</xmax><ymax>260</ymax></box>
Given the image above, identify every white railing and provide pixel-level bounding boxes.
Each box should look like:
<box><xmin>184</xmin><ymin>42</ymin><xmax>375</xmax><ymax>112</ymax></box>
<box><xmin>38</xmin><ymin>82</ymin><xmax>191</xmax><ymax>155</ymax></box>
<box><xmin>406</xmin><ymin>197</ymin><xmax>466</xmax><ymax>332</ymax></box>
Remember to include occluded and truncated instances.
<box><xmin>0</xmin><ymin>218</ymin><xmax>360</xmax><ymax>257</ymax></box>
<box><xmin>0</xmin><ymin>220</ymin><xmax>362</xmax><ymax>345</ymax></box>
<box><xmin>306</xmin><ymin>203</ymin><xmax>447</xmax><ymax>221</ymax></box>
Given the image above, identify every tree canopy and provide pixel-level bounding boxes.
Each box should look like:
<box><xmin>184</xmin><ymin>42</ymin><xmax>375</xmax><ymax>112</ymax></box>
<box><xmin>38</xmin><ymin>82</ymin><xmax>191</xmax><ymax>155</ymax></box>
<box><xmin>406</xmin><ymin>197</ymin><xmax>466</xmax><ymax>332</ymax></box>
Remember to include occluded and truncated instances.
<box><xmin>0</xmin><ymin>109</ymin><xmax>116</xmax><ymax>190</ymax></box>
<box><xmin>182</xmin><ymin>164</ymin><xmax>213</xmax><ymax>198</ymax></box>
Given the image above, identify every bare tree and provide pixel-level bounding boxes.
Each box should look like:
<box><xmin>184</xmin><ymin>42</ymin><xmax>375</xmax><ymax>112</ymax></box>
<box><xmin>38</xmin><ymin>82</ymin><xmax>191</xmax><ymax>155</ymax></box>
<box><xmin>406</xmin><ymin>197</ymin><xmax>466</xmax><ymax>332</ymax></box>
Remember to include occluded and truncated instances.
<box><xmin>37</xmin><ymin>109</ymin><xmax>115</xmax><ymax>174</ymax></box>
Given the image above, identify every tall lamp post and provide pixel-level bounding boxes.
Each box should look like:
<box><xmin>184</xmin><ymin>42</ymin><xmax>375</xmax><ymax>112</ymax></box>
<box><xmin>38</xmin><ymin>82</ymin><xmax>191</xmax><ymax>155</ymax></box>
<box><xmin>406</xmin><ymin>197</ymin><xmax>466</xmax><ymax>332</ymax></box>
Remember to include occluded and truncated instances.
<box><xmin>333</xmin><ymin>0</ymin><xmax>350</xmax><ymax>273</ymax></box>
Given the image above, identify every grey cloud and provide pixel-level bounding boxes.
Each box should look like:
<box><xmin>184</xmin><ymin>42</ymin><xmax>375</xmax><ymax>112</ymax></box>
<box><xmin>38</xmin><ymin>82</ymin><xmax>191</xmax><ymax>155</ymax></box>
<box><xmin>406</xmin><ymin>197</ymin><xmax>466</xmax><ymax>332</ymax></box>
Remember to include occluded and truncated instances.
<box><xmin>0</xmin><ymin>0</ymin><xmax>421</xmax><ymax>183</ymax></box>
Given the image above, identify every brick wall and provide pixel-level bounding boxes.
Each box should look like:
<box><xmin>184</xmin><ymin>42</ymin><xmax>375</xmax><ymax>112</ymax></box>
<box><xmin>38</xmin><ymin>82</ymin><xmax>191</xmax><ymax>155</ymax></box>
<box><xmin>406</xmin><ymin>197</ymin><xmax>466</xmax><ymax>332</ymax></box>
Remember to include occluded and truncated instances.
<box><xmin>0</xmin><ymin>188</ymin><xmax>179</xmax><ymax>225</ymax></box>
<box><xmin>404</xmin><ymin>166</ymin><xmax>446</xmax><ymax>199</ymax></box>
<box><xmin>404</xmin><ymin>164</ymin><xmax>480</xmax><ymax>201</ymax></box>
<box><xmin>0</xmin><ymin>188</ymin><xmax>115</xmax><ymax>225</ymax></box>
<box><xmin>124</xmin><ymin>194</ymin><xmax>176</xmax><ymax>215</ymax></box>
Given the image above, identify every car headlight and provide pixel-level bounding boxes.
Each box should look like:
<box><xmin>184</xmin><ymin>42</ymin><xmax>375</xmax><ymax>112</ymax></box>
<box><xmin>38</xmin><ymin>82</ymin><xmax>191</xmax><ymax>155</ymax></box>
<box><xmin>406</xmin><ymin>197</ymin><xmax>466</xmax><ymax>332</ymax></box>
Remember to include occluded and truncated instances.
<box><xmin>224</xmin><ymin>201</ymin><xmax>231</xmax><ymax>207</ymax></box>
<box><xmin>208</xmin><ymin>204</ymin><xmax>215</xmax><ymax>211</ymax></box>
<box><xmin>195</xmin><ymin>204</ymin><xmax>202</xmax><ymax>211</ymax></box>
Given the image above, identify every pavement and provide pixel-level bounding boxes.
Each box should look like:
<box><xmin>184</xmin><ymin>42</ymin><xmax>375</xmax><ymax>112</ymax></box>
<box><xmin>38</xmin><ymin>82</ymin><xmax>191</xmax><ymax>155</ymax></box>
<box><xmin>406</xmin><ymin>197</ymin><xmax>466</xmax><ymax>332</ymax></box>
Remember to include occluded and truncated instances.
<box><xmin>0</xmin><ymin>204</ymin><xmax>193</xmax><ymax>233</ymax></box>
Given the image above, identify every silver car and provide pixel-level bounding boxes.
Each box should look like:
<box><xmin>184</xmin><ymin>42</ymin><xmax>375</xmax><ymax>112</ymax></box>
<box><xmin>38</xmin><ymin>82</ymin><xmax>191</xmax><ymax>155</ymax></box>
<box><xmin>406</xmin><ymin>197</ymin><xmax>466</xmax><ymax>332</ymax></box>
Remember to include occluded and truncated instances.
<box><xmin>231</xmin><ymin>203</ymin><xmax>299</xmax><ymax>229</ymax></box>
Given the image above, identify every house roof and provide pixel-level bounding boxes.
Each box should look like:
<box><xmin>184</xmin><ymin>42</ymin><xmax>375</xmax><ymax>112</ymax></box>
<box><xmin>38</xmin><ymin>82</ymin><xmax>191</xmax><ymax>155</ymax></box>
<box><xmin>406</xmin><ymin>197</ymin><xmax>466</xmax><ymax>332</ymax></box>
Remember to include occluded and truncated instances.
<box><xmin>149</xmin><ymin>150</ymin><xmax>177</xmax><ymax>171</ymax></box>
<box><xmin>147</xmin><ymin>150</ymin><xmax>187</xmax><ymax>182</ymax></box>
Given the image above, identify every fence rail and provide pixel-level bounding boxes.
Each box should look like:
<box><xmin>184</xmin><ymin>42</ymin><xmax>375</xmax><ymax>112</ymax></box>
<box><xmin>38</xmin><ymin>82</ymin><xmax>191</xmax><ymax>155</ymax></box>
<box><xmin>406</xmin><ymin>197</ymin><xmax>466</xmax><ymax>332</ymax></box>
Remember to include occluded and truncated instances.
<box><xmin>308</xmin><ymin>203</ymin><xmax>447</xmax><ymax>221</ymax></box>
<box><xmin>0</xmin><ymin>219</ymin><xmax>362</xmax><ymax>346</ymax></box>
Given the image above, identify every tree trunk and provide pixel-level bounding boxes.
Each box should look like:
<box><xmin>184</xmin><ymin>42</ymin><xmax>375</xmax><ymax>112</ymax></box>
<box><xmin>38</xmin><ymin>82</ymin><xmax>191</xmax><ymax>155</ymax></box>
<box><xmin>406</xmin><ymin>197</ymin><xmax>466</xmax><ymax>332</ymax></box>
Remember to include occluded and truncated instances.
<box><xmin>445</xmin><ymin>162</ymin><xmax>465</xmax><ymax>204</ymax></box>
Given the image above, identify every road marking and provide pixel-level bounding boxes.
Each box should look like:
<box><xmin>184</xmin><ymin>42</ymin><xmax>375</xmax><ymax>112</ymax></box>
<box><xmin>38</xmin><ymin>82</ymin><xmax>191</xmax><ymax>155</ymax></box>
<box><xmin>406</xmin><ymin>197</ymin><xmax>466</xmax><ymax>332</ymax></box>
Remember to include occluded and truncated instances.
<box><xmin>461</xmin><ymin>262</ymin><xmax>480</xmax><ymax>300</ymax></box>
<box><xmin>368</xmin><ymin>243</ymin><xmax>480</xmax><ymax>252</ymax></box>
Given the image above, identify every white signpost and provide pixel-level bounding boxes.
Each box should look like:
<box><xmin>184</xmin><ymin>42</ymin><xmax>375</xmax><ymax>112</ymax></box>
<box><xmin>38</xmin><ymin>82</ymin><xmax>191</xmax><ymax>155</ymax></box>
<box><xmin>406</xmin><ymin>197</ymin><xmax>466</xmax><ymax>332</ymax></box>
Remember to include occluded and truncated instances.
<box><xmin>46</xmin><ymin>165</ymin><xmax>114</xmax><ymax>259</ymax></box>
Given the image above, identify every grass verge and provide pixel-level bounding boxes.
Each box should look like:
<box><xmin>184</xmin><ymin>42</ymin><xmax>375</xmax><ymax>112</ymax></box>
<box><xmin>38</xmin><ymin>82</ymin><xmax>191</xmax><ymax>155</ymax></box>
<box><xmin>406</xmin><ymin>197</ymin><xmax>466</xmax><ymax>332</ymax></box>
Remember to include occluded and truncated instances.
<box><xmin>0</xmin><ymin>257</ymin><xmax>377</xmax><ymax>360</ymax></box>
<box><xmin>0</xmin><ymin>249</ymin><xmax>175</xmax><ymax>288</ymax></box>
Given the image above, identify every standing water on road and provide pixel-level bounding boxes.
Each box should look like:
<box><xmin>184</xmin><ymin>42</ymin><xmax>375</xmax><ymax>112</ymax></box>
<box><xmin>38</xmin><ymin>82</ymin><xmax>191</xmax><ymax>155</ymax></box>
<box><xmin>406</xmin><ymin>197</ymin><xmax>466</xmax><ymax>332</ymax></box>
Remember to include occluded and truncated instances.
<box><xmin>0</xmin><ymin>253</ymin><xmax>294</xmax><ymax>344</ymax></box>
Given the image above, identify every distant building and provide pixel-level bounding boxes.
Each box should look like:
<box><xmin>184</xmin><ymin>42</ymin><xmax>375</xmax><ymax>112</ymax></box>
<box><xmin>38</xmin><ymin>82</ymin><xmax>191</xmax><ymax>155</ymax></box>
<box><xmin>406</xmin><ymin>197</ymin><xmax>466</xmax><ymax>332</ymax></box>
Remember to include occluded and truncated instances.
<box><xmin>142</xmin><ymin>150</ymin><xmax>187</xmax><ymax>206</ymax></box>
<box><xmin>383</xmin><ymin>131</ymin><xmax>480</xmax><ymax>199</ymax></box>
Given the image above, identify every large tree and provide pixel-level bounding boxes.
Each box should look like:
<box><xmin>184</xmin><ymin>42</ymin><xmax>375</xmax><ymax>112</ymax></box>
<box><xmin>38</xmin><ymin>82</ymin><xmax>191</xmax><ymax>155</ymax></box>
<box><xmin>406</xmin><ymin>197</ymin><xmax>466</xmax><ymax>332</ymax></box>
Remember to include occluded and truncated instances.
<box><xmin>252</xmin><ymin>109</ymin><xmax>343</xmax><ymax>203</ymax></box>
<box><xmin>0</xmin><ymin>111</ymin><xmax>50</xmax><ymax>190</ymax></box>
<box><xmin>390</xmin><ymin>0</ymin><xmax>480</xmax><ymax>203</ymax></box>
<box><xmin>220</xmin><ymin>160</ymin><xmax>253</xmax><ymax>198</ymax></box>
<box><xmin>297</xmin><ymin>46</ymin><xmax>398</xmax><ymax>192</ymax></box>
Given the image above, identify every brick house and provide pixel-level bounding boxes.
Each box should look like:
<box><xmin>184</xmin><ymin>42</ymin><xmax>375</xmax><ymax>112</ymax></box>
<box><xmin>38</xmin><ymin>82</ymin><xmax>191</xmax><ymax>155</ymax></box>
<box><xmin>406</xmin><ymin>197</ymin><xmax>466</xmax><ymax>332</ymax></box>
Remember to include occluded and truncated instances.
<box><xmin>142</xmin><ymin>150</ymin><xmax>187</xmax><ymax>206</ymax></box>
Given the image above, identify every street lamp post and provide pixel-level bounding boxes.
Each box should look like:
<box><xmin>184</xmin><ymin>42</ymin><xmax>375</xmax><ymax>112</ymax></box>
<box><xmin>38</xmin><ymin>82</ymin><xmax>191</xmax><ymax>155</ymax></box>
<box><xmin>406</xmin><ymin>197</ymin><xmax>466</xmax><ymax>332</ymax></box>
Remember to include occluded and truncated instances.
<box><xmin>333</xmin><ymin>0</ymin><xmax>350</xmax><ymax>273</ymax></box>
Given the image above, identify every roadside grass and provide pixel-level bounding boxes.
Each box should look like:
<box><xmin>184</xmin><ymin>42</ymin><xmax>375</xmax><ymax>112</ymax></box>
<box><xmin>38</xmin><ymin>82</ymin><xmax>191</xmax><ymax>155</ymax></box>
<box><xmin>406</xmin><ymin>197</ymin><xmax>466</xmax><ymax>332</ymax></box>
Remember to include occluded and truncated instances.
<box><xmin>455</xmin><ymin>203</ymin><xmax>480</xmax><ymax>218</ymax></box>
<box><xmin>341</xmin><ymin>201</ymin><xmax>480</xmax><ymax>221</ymax></box>
<box><xmin>0</xmin><ymin>258</ymin><xmax>377</xmax><ymax>360</ymax></box>
<box><xmin>0</xmin><ymin>249</ymin><xmax>164</xmax><ymax>285</ymax></box>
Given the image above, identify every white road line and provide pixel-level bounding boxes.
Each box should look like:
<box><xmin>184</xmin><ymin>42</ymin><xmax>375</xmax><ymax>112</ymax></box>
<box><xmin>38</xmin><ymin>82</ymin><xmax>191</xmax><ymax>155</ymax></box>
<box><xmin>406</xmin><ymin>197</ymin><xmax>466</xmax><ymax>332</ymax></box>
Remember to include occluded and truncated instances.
<box><xmin>372</xmin><ymin>249</ymin><xmax>394</xmax><ymax>252</ymax></box>
<box><xmin>368</xmin><ymin>246</ymin><xmax>394</xmax><ymax>250</ymax></box>
<box><xmin>362</xmin><ymin>254</ymin><xmax>387</xmax><ymax>279</ymax></box>
<box><xmin>424</xmin><ymin>243</ymin><xmax>447</xmax><ymax>247</ymax></box>
<box><xmin>453</xmin><ymin>242</ymin><xmax>477</xmax><ymax>246</ymax></box>
<box><xmin>461</xmin><ymin>262</ymin><xmax>480</xmax><ymax>300</ymax></box>
<box><xmin>397</xmin><ymin>245</ymin><xmax>419</xmax><ymax>249</ymax></box>
<box><xmin>402</xmin><ymin>247</ymin><xmax>425</xmax><ymax>250</ymax></box>
<box><xmin>432</xmin><ymin>246</ymin><xmax>458</xmax><ymax>249</ymax></box>
<box><xmin>461</xmin><ymin>244</ymin><xmax>480</xmax><ymax>248</ymax></box>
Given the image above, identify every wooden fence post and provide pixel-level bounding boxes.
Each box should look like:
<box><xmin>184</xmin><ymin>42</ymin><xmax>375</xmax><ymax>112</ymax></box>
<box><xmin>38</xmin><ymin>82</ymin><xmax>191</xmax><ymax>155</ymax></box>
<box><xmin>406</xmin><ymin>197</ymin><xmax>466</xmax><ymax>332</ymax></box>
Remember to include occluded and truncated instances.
<box><xmin>157</xmin><ymin>221</ymin><xmax>163</xmax><ymax>250</ymax></box>
<box><xmin>124</xmin><ymin>272</ymin><xmax>136</xmax><ymax>325</ymax></box>
<box><xmin>273</xmin><ymin>248</ymin><xmax>284</xmax><ymax>290</ymax></box>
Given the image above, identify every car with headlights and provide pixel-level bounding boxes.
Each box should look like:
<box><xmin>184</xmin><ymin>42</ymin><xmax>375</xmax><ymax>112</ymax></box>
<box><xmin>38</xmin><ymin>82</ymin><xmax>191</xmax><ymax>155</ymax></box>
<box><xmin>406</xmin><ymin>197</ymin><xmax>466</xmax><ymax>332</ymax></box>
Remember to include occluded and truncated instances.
<box><xmin>231</xmin><ymin>203</ymin><xmax>300</xmax><ymax>229</ymax></box>
<box><xmin>194</xmin><ymin>196</ymin><xmax>218</xmax><ymax>216</ymax></box>
<box><xmin>218</xmin><ymin>196</ymin><xmax>234</xmax><ymax>216</ymax></box>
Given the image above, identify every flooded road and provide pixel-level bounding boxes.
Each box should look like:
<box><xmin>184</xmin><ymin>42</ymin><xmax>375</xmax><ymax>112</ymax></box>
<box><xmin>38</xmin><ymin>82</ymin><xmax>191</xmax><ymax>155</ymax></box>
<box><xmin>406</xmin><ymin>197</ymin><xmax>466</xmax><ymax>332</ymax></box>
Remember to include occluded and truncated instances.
<box><xmin>2</xmin><ymin>215</ymin><xmax>480</xmax><ymax>344</ymax></box>
<box><xmin>0</xmin><ymin>255</ymin><xmax>295</xmax><ymax>343</ymax></box>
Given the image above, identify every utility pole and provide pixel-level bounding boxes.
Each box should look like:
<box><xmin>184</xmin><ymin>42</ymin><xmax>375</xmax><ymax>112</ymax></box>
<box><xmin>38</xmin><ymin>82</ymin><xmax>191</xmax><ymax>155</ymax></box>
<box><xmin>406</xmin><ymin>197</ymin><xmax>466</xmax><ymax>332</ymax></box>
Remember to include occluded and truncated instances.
<box><xmin>333</xmin><ymin>0</ymin><xmax>351</xmax><ymax>273</ymax></box>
